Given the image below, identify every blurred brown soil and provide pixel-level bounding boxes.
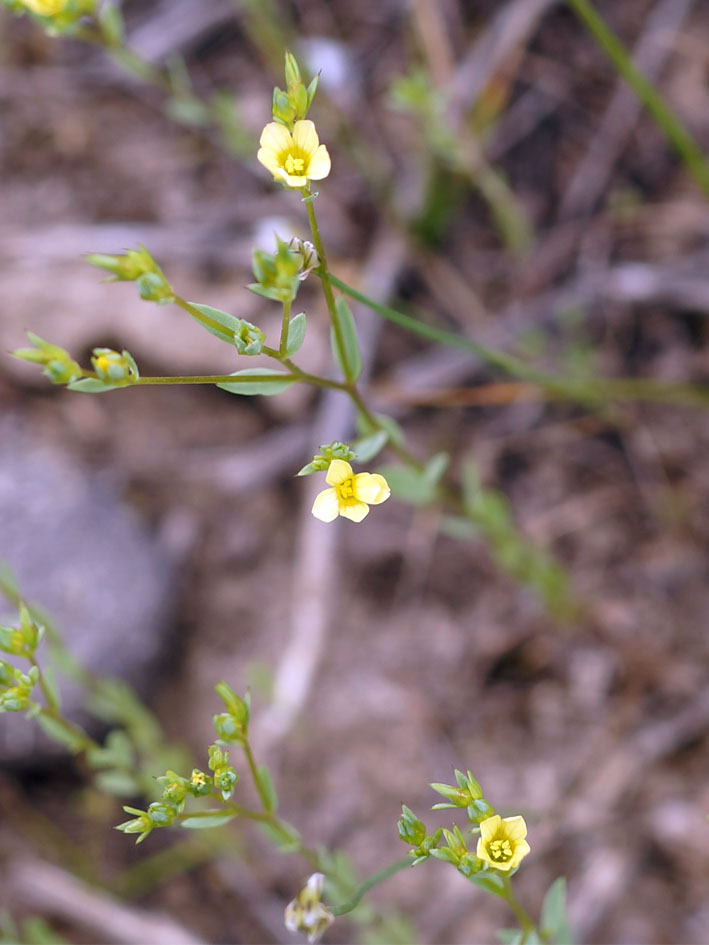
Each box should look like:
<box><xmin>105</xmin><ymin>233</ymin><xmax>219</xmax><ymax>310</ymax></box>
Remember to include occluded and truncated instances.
<box><xmin>2</xmin><ymin>1</ymin><xmax>709</xmax><ymax>943</ymax></box>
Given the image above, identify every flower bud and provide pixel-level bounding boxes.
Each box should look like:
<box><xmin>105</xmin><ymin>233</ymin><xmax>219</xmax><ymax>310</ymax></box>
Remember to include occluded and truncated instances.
<box><xmin>249</xmin><ymin>239</ymin><xmax>301</xmax><ymax>304</ymax></box>
<box><xmin>284</xmin><ymin>873</ymin><xmax>334</xmax><ymax>945</ymax></box>
<box><xmin>157</xmin><ymin>770</ymin><xmax>190</xmax><ymax>807</ymax></box>
<box><xmin>13</xmin><ymin>333</ymin><xmax>82</xmax><ymax>385</ymax></box>
<box><xmin>91</xmin><ymin>348</ymin><xmax>139</xmax><ymax>385</ymax></box>
<box><xmin>397</xmin><ymin>805</ymin><xmax>427</xmax><ymax>846</ymax></box>
<box><xmin>147</xmin><ymin>801</ymin><xmax>178</xmax><ymax>827</ymax></box>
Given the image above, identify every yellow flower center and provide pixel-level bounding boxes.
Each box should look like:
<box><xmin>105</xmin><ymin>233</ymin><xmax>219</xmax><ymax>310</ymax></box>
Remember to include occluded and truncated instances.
<box><xmin>335</xmin><ymin>477</ymin><xmax>356</xmax><ymax>501</ymax></box>
<box><xmin>488</xmin><ymin>839</ymin><xmax>513</xmax><ymax>862</ymax></box>
<box><xmin>284</xmin><ymin>153</ymin><xmax>306</xmax><ymax>175</ymax></box>
<box><xmin>95</xmin><ymin>355</ymin><xmax>111</xmax><ymax>372</ymax></box>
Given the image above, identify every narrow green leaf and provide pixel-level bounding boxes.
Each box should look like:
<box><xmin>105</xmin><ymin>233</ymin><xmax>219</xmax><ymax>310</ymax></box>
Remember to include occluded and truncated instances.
<box><xmin>41</xmin><ymin>666</ymin><xmax>61</xmax><ymax>711</ymax></box>
<box><xmin>423</xmin><ymin>451</ymin><xmax>450</xmax><ymax>487</ymax></box>
<box><xmin>258</xmin><ymin>764</ymin><xmax>278</xmax><ymax>813</ymax></box>
<box><xmin>67</xmin><ymin>378</ymin><xmax>123</xmax><ymax>393</ymax></box>
<box><xmin>180</xmin><ymin>811</ymin><xmax>236</xmax><ymax>829</ymax></box>
<box><xmin>377</xmin><ymin>465</ymin><xmax>436</xmax><ymax>506</ymax></box>
<box><xmin>286</xmin><ymin>311</ymin><xmax>306</xmax><ymax>356</ymax></box>
<box><xmin>470</xmin><ymin>871</ymin><xmax>507</xmax><ymax>899</ymax></box>
<box><xmin>93</xmin><ymin>769</ymin><xmax>142</xmax><ymax>797</ymax></box>
<box><xmin>187</xmin><ymin>302</ymin><xmax>241</xmax><ymax>344</ymax></box>
<box><xmin>353</xmin><ymin>430</ymin><xmax>389</xmax><ymax>463</ymax></box>
<box><xmin>541</xmin><ymin>877</ymin><xmax>574</xmax><ymax>945</ymax></box>
<box><xmin>331</xmin><ymin>297</ymin><xmax>362</xmax><ymax>382</ymax></box>
<box><xmin>36</xmin><ymin>714</ymin><xmax>86</xmax><ymax>753</ymax></box>
<box><xmin>0</xmin><ymin>562</ymin><xmax>20</xmax><ymax>600</ymax></box>
<box><xmin>218</xmin><ymin>369</ymin><xmax>295</xmax><ymax>396</ymax></box>
<box><xmin>496</xmin><ymin>931</ymin><xmax>523</xmax><ymax>945</ymax></box>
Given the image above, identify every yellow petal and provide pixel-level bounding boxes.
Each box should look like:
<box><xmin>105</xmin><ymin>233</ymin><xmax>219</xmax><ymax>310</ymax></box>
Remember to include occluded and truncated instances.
<box><xmin>326</xmin><ymin>459</ymin><xmax>353</xmax><ymax>486</ymax></box>
<box><xmin>340</xmin><ymin>501</ymin><xmax>370</xmax><ymax>523</ymax></box>
<box><xmin>509</xmin><ymin>839</ymin><xmax>531</xmax><ymax>868</ymax></box>
<box><xmin>478</xmin><ymin>815</ymin><xmax>501</xmax><ymax>843</ymax></box>
<box><xmin>352</xmin><ymin>472</ymin><xmax>389</xmax><ymax>505</ymax></box>
<box><xmin>257</xmin><ymin>147</ymin><xmax>286</xmax><ymax>179</ymax></box>
<box><xmin>306</xmin><ymin>145</ymin><xmax>331</xmax><ymax>181</ymax></box>
<box><xmin>259</xmin><ymin>122</ymin><xmax>293</xmax><ymax>154</ymax></box>
<box><xmin>279</xmin><ymin>172</ymin><xmax>309</xmax><ymax>188</ymax></box>
<box><xmin>292</xmin><ymin>119</ymin><xmax>319</xmax><ymax>155</ymax></box>
<box><xmin>311</xmin><ymin>488</ymin><xmax>340</xmax><ymax>522</ymax></box>
<box><xmin>501</xmin><ymin>816</ymin><xmax>528</xmax><ymax>842</ymax></box>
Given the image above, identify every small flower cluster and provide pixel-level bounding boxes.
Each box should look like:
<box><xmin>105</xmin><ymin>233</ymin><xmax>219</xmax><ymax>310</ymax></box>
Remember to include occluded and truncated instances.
<box><xmin>257</xmin><ymin>52</ymin><xmax>330</xmax><ymax>189</ymax></box>
<box><xmin>14</xmin><ymin>334</ymin><xmax>140</xmax><ymax>391</ymax></box>
<box><xmin>117</xmin><ymin>741</ymin><xmax>240</xmax><ymax>844</ymax></box>
<box><xmin>398</xmin><ymin>769</ymin><xmax>530</xmax><ymax>880</ymax></box>
<box><xmin>0</xmin><ymin>604</ymin><xmax>43</xmax><ymax>713</ymax></box>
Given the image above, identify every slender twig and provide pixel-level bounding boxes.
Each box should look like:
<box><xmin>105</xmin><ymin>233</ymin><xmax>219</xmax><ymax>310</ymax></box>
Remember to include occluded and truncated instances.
<box><xmin>567</xmin><ymin>0</ymin><xmax>709</xmax><ymax>199</ymax></box>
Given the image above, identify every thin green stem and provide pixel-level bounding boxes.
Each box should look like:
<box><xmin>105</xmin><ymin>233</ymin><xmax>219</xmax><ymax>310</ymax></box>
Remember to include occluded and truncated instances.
<box><xmin>29</xmin><ymin>657</ymin><xmax>99</xmax><ymax>752</ymax></box>
<box><xmin>279</xmin><ymin>299</ymin><xmax>293</xmax><ymax>357</ymax></box>
<box><xmin>302</xmin><ymin>191</ymin><xmax>349</xmax><ymax>375</ymax></box>
<box><xmin>327</xmin><ymin>272</ymin><xmax>551</xmax><ymax>381</ymax></box>
<box><xmin>243</xmin><ymin>740</ymin><xmax>273</xmax><ymax>814</ymax></box>
<box><xmin>134</xmin><ymin>374</ymin><xmax>296</xmax><ymax>386</ymax></box>
<box><xmin>329</xmin><ymin>272</ymin><xmax>709</xmax><ymax>410</ymax></box>
<box><xmin>501</xmin><ymin>876</ymin><xmax>545</xmax><ymax>944</ymax></box>
<box><xmin>567</xmin><ymin>0</ymin><xmax>709</xmax><ymax>199</ymax></box>
<box><xmin>330</xmin><ymin>857</ymin><xmax>412</xmax><ymax>916</ymax></box>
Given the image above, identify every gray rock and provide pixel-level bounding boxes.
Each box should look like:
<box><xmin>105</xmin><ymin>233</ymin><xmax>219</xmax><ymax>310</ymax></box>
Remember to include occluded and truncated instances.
<box><xmin>0</xmin><ymin>416</ymin><xmax>174</xmax><ymax>763</ymax></box>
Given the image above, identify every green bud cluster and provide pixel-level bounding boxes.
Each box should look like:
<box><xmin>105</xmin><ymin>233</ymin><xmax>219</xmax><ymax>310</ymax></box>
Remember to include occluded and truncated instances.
<box><xmin>13</xmin><ymin>333</ymin><xmax>82</xmax><ymax>385</ymax></box>
<box><xmin>249</xmin><ymin>238</ymin><xmax>302</xmax><ymax>304</ymax></box>
<box><xmin>397</xmin><ymin>805</ymin><xmax>442</xmax><ymax>867</ymax></box>
<box><xmin>430</xmin><ymin>825</ymin><xmax>483</xmax><ymax>878</ymax></box>
<box><xmin>208</xmin><ymin>744</ymin><xmax>239</xmax><ymax>800</ymax></box>
<box><xmin>0</xmin><ymin>662</ymin><xmax>39</xmax><ymax>713</ymax></box>
<box><xmin>296</xmin><ymin>441</ymin><xmax>357</xmax><ymax>477</ymax></box>
<box><xmin>431</xmin><ymin>769</ymin><xmax>495</xmax><ymax>823</ymax></box>
<box><xmin>87</xmin><ymin>245</ymin><xmax>174</xmax><ymax>304</ymax></box>
<box><xmin>272</xmin><ymin>51</ymin><xmax>319</xmax><ymax>128</ymax></box>
<box><xmin>399</xmin><ymin>770</ymin><xmax>498</xmax><ymax>879</ymax></box>
<box><xmin>213</xmin><ymin>682</ymin><xmax>250</xmax><ymax>745</ymax></box>
<box><xmin>116</xmin><ymin>800</ymin><xmax>178</xmax><ymax>844</ymax></box>
<box><xmin>0</xmin><ymin>604</ymin><xmax>43</xmax><ymax>658</ymax></box>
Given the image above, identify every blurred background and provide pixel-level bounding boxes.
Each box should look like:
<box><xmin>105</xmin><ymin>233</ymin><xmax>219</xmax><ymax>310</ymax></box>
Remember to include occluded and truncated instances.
<box><xmin>1</xmin><ymin>0</ymin><xmax>709</xmax><ymax>942</ymax></box>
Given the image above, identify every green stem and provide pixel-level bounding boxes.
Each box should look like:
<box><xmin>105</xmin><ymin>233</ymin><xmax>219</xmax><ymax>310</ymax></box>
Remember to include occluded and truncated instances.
<box><xmin>243</xmin><ymin>740</ymin><xmax>273</xmax><ymax>814</ymax></box>
<box><xmin>567</xmin><ymin>0</ymin><xmax>709</xmax><ymax>199</ymax></box>
<box><xmin>327</xmin><ymin>272</ymin><xmax>549</xmax><ymax>381</ymax></box>
<box><xmin>29</xmin><ymin>657</ymin><xmax>99</xmax><ymax>752</ymax></box>
<box><xmin>330</xmin><ymin>857</ymin><xmax>412</xmax><ymax>916</ymax></box>
<box><xmin>279</xmin><ymin>299</ymin><xmax>293</xmax><ymax>357</ymax></box>
<box><xmin>501</xmin><ymin>876</ymin><xmax>543</xmax><ymax>944</ymax></box>
<box><xmin>329</xmin><ymin>272</ymin><xmax>709</xmax><ymax>410</ymax></box>
<box><xmin>134</xmin><ymin>374</ymin><xmax>296</xmax><ymax>386</ymax></box>
<box><xmin>302</xmin><ymin>191</ymin><xmax>349</xmax><ymax>376</ymax></box>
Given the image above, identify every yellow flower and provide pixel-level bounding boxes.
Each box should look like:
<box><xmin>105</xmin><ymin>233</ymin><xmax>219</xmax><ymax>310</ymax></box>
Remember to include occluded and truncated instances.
<box><xmin>22</xmin><ymin>0</ymin><xmax>67</xmax><ymax>13</ymax></box>
<box><xmin>311</xmin><ymin>459</ymin><xmax>390</xmax><ymax>523</ymax></box>
<box><xmin>476</xmin><ymin>815</ymin><xmax>530</xmax><ymax>872</ymax></box>
<box><xmin>257</xmin><ymin>120</ymin><xmax>331</xmax><ymax>188</ymax></box>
